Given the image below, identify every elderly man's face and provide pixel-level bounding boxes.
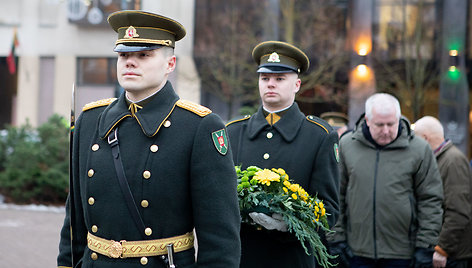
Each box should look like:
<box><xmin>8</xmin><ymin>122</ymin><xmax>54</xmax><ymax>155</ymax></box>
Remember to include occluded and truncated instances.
<box><xmin>366</xmin><ymin>107</ymin><xmax>399</xmax><ymax>146</ymax></box>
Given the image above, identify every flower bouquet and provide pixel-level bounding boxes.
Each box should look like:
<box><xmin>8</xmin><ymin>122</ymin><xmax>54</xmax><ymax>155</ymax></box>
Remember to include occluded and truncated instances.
<box><xmin>236</xmin><ymin>165</ymin><xmax>334</xmax><ymax>267</ymax></box>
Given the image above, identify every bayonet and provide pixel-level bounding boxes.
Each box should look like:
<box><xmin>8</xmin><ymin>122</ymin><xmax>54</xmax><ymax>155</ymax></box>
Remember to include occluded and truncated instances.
<box><xmin>69</xmin><ymin>83</ymin><xmax>77</xmax><ymax>266</ymax></box>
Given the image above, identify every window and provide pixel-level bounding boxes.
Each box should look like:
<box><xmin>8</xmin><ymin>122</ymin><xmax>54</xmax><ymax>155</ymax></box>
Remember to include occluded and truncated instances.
<box><xmin>373</xmin><ymin>0</ymin><xmax>437</xmax><ymax>60</ymax></box>
<box><xmin>77</xmin><ymin>57</ymin><xmax>117</xmax><ymax>85</ymax></box>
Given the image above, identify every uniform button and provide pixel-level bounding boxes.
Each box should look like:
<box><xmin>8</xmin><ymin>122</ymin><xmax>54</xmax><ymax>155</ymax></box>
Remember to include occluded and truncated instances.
<box><xmin>266</xmin><ymin>132</ymin><xmax>273</xmax><ymax>139</ymax></box>
<box><xmin>143</xmin><ymin>171</ymin><xmax>151</xmax><ymax>179</ymax></box>
<box><xmin>150</xmin><ymin>145</ymin><xmax>158</xmax><ymax>153</ymax></box>
<box><xmin>145</xmin><ymin>227</ymin><xmax>152</xmax><ymax>236</ymax></box>
<box><xmin>91</xmin><ymin>225</ymin><xmax>98</xmax><ymax>233</ymax></box>
<box><xmin>91</xmin><ymin>252</ymin><xmax>98</xmax><ymax>260</ymax></box>
<box><xmin>88</xmin><ymin>169</ymin><xmax>95</xmax><ymax>178</ymax></box>
<box><xmin>140</xmin><ymin>256</ymin><xmax>148</xmax><ymax>265</ymax></box>
<box><xmin>88</xmin><ymin>197</ymin><xmax>95</xmax><ymax>205</ymax></box>
<box><xmin>263</xmin><ymin>153</ymin><xmax>270</xmax><ymax>160</ymax></box>
<box><xmin>164</xmin><ymin>120</ymin><xmax>171</xmax><ymax>128</ymax></box>
<box><xmin>141</xmin><ymin>200</ymin><xmax>149</xmax><ymax>208</ymax></box>
<box><xmin>91</xmin><ymin>144</ymin><xmax>100</xmax><ymax>151</ymax></box>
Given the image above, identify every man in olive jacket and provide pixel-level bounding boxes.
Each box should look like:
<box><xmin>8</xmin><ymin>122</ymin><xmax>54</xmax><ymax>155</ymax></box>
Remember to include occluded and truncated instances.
<box><xmin>330</xmin><ymin>93</ymin><xmax>443</xmax><ymax>267</ymax></box>
<box><xmin>414</xmin><ymin>116</ymin><xmax>472</xmax><ymax>268</ymax></box>
<box><xmin>226</xmin><ymin>41</ymin><xmax>340</xmax><ymax>268</ymax></box>
<box><xmin>57</xmin><ymin>10</ymin><xmax>241</xmax><ymax>268</ymax></box>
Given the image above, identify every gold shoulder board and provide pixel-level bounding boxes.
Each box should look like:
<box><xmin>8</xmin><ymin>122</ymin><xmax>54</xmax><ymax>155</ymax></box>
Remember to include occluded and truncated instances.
<box><xmin>176</xmin><ymin>99</ymin><xmax>212</xmax><ymax>117</ymax></box>
<box><xmin>226</xmin><ymin>115</ymin><xmax>251</xmax><ymax>127</ymax></box>
<box><xmin>306</xmin><ymin>115</ymin><xmax>329</xmax><ymax>134</ymax></box>
<box><xmin>82</xmin><ymin>98</ymin><xmax>117</xmax><ymax>112</ymax></box>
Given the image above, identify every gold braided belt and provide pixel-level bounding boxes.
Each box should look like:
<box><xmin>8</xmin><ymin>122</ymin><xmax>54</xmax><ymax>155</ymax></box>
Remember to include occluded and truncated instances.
<box><xmin>87</xmin><ymin>232</ymin><xmax>194</xmax><ymax>258</ymax></box>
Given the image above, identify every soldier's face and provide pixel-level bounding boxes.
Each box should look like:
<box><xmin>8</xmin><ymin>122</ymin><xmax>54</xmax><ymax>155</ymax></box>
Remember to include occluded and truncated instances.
<box><xmin>365</xmin><ymin>107</ymin><xmax>399</xmax><ymax>146</ymax></box>
<box><xmin>258</xmin><ymin>72</ymin><xmax>300</xmax><ymax>111</ymax></box>
<box><xmin>117</xmin><ymin>48</ymin><xmax>175</xmax><ymax>101</ymax></box>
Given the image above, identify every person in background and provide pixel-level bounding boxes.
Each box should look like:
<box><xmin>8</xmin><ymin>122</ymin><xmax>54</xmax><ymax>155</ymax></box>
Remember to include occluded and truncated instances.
<box><xmin>226</xmin><ymin>41</ymin><xmax>340</xmax><ymax>268</ymax></box>
<box><xmin>320</xmin><ymin>111</ymin><xmax>349</xmax><ymax>137</ymax></box>
<box><xmin>57</xmin><ymin>10</ymin><xmax>241</xmax><ymax>268</ymax></box>
<box><xmin>414</xmin><ymin>116</ymin><xmax>472</xmax><ymax>268</ymax></box>
<box><xmin>329</xmin><ymin>93</ymin><xmax>443</xmax><ymax>268</ymax></box>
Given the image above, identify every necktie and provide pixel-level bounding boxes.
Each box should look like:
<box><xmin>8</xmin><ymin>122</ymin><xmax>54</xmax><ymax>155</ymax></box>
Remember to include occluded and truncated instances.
<box><xmin>265</xmin><ymin>113</ymin><xmax>281</xmax><ymax>125</ymax></box>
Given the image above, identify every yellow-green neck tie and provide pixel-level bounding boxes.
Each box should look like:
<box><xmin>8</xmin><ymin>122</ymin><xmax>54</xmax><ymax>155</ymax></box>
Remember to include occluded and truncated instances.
<box><xmin>265</xmin><ymin>113</ymin><xmax>281</xmax><ymax>125</ymax></box>
<box><xmin>128</xmin><ymin>103</ymin><xmax>143</xmax><ymax>117</ymax></box>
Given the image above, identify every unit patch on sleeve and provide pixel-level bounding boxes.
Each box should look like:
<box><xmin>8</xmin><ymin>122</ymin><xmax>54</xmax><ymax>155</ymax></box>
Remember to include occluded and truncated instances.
<box><xmin>212</xmin><ymin>129</ymin><xmax>228</xmax><ymax>155</ymax></box>
<box><xmin>334</xmin><ymin>143</ymin><xmax>340</xmax><ymax>163</ymax></box>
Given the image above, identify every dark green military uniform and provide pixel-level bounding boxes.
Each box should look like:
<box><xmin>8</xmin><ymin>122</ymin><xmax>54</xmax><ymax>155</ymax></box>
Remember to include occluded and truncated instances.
<box><xmin>57</xmin><ymin>11</ymin><xmax>240</xmax><ymax>268</ymax></box>
<box><xmin>226</xmin><ymin>41</ymin><xmax>340</xmax><ymax>268</ymax></box>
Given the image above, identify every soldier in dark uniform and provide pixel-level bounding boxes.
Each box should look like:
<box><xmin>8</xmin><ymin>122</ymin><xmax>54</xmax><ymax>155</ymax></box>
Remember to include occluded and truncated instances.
<box><xmin>57</xmin><ymin>10</ymin><xmax>241</xmax><ymax>268</ymax></box>
<box><xmin>320</xmin><ymin>112</ymin><xmax>349</xmax><ymax>138</ymax></box>
<box><xmin>226</xmin><ymin>41</ymin><xmax>340</xmax><ymax>268</ymax></box>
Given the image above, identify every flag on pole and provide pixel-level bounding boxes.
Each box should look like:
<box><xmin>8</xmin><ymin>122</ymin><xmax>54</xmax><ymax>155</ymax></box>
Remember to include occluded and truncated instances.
<box><xmin>6</xmin><ymin>28</ymin><xmax>19</xmax><ymax>75</ymax></box>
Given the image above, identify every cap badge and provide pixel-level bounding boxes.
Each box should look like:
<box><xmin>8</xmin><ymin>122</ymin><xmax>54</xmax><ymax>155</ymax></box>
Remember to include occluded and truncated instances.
<box><xmin>267</xmin><ymin>52</ymin><xmax>280</xmax><ymax>63</ymax></box>
<box><xmin>125</xmin><ymin>26</ymin><xmax>139</xmax><ymax>39</ymax></box>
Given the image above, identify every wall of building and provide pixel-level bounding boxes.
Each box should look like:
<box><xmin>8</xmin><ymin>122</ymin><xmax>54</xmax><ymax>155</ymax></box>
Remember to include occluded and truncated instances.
<box><xmin>0</xmin><ymin>0</ymin><xmax>198</xmax><ymax>127</ymax></box>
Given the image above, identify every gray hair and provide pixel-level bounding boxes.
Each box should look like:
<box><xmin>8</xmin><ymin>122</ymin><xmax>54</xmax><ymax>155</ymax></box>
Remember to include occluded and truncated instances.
<box><xmin>365</xmin><ymin>93</ymin><xmax>401</xmax><ymax>120</ymax></box>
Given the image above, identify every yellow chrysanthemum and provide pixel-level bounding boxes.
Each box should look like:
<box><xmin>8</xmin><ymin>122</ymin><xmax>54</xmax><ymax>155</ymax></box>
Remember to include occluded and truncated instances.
<box><xmin>277</xmin><ymin>168</ymin><xmax>286</xmax><ymax>175</ymax></box>
<box><xmin>254</xmin><ymin>169</ymin><xmax>280</xmax><ymax>186</ymax></box>
<box><xmin>283</xmin><ymin>187</ymin><xmax>288</xmax><ymax>193</ymax></box>
<box><xmin>289</xmin><ymin>184</ymin><xmax>300</xmax><ymax>193</ymax></box>
<box><xmin>321</xmin><ymin>208</ymin><xmax>326</xmax><ymax>216</ymax></box>
<box><xmin>283</xmin><ymin>180</ymin><xmax>291</xmax><ymax>188</ymax></box>
<box><xmin>291</xmin><ymin>193</ymin><xmax>298</xmax><ymax>200</ymax></box>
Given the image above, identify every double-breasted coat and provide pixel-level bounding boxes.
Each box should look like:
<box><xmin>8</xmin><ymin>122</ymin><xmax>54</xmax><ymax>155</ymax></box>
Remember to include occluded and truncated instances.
<box><xmin>57</xmin><ymin>81</ymin><xmax>241</xmax><ymax>268</ymax></box>
<box><xmin>226</xmin><ymin>103</ymin><xmax>340</xmax><ymax>268</ymax></box>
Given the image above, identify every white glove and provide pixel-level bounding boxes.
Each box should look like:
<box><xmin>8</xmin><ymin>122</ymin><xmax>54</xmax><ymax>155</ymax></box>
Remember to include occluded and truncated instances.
<box><xmin>433</xmin><ymin>251</ymin><xmax>447</xmax><ymax>268</ymax></box>
<box><xmin>249</xmin><ymin>212</ymin><xmax>288</xmax><ymax>232</ymax></box>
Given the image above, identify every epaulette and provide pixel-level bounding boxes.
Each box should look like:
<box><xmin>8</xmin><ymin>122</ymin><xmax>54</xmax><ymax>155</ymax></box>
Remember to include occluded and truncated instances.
<box><xmin>306</xmin><ymin>115</ymin><xmax>331</xmax><ymax>134</ymax></box>
<box><xmin>82</xmin><ymin>98</ymin><xmax>117</xmax><ymax>112</ymax></box>
<box><xmin>226</xmin><ymin>115</ymin><xmax>251</xmax><ymax>127</ymax></box>
<box><xmin>176</xmin><ymin>99</ymin><xmax>212</xmax><ymax>117</ymax></box>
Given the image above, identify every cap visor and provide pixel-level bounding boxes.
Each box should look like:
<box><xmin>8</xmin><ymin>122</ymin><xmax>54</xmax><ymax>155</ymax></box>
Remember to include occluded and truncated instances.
<box><xmin>114</xmin><ymin>44</ymin><xmax>162</xmax><ymax>52</ymax></box>
<box><xmin>257</xmin><ymin>65</ymin><xmax>298</xmax><ymax>74</ymax></box>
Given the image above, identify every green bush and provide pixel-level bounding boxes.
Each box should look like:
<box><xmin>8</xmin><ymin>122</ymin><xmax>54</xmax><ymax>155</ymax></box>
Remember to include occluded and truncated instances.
<box><xmin>0</xmin><ymin>114</ymin><xmax>69</xmax><ymax>204</ymax></box>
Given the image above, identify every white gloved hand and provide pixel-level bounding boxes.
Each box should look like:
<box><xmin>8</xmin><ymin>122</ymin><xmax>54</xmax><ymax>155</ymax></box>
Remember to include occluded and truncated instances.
<box><xmin>433</xmin><ymin>251</ymin><xmax>447</xmax><ymax>268</ymax></box>
<box><xmin>249</xmin><ymin>212</ymin><xmax>288</xmax><ymax>232</ymax></box>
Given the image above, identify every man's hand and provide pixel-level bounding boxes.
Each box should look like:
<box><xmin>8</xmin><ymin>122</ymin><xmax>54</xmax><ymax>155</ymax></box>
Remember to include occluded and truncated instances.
<box><xmin>433</xmin><ymin>251</ymin><xmax>447</xmax><ymax>268</ymax></box>
<box><xmin>249</xmin><ymin>212</ymin><xmax>288</xmax><ymax>232</ymax></box>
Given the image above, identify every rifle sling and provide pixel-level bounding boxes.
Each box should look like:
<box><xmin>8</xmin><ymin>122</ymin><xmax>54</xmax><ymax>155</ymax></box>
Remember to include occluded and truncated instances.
<box><xmin>108</xmin><ymin>128</ymin><xmax>147</xmax><ymax>240</ymax></box>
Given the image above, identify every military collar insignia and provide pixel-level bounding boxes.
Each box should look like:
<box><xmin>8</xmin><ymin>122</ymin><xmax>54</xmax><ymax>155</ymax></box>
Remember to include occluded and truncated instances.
<box><xmin>125</xmin><ymin>26</ymin><xmax>139</xmax><ymax>39</ymax></box>
<box><xmin>267</xmin><ymin>52</ymin><xmax>280</xmax><ymax>63</ymax></box>
<box><xmin>247</xmin><ymin>104</ymin><xmax>304</xmax><ymax>142</ymax></box>
<box><xmin>98</xmin><ymin>82</ymin><xmax>179</xmax><ymax>139</ymax></box>
<box><xmin>212</xmin><ymin>129</ymin><xmax>228</xmax><ymax>155</ymax></box>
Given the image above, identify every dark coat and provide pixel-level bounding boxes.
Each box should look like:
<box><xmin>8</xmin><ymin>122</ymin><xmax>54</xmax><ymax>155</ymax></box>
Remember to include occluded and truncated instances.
<box><xmin>332</xmin><ymin>116</ymin><xmax>443</xmax><ymax>259</ymax></box>
<box><xmin>435</xmin><ymin>141</ymin><xmax>472</xmax><ymax>260</ymax></box>
<box><xmin>57</xmin><ymin>81</ymin><xmax>241</xmax><ymax>268</ymax></box>
<box><xmin>226</xmin><ymin>103</ymin><xmax>340</xmax><ymax>268</ymax></box>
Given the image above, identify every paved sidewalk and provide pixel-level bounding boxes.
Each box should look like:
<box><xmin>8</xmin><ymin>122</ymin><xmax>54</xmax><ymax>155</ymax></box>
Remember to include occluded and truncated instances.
<box><xmin>0</xmin><ymin>204</ymin><xmax>65</xmax><ymax>268</ymax></box>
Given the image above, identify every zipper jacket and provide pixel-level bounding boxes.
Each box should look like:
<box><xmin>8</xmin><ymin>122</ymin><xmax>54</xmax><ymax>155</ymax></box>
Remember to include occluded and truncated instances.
<box><xmin>331</xmin><ymin>115</ymin><xmax>443</xmax><ymax>259</ymax></box>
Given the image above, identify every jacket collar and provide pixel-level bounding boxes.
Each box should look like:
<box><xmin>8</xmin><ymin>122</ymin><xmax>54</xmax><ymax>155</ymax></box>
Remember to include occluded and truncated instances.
<box><xmin>98</xmin><ymin>81</ymin><xmax>179</xmax><ymax>139</ymax></box>
<box><xmin>247</xmin><ymin>103</ymin><xmax>304</xmax><ymax>142</ymax></box>
<box><xmin>434</xmin><ymin>139</ymin><xmax>452</xmax><ymax>158</ymax></box>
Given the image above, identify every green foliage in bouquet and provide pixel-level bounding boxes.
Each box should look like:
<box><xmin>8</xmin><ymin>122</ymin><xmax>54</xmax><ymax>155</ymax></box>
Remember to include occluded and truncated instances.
<box><xmin>236</xmin><ymin>165</ymin><xmax>335</xmax><ymax>267</ymax></box>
